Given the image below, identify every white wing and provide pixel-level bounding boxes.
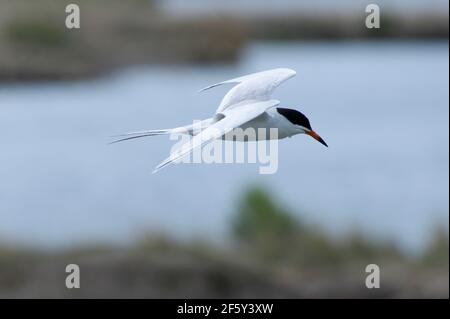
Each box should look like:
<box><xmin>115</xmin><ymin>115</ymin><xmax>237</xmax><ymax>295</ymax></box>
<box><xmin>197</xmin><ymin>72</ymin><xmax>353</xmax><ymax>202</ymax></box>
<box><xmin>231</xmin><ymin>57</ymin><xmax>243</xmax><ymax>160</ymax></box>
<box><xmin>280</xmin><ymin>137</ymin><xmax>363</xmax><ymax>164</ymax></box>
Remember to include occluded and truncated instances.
<box><xmin>153</xmin><ymin>99</ymin><xmax>280</xmax><ymax>173</ymax></box>
<box><xmin>199</xmin><ymin>68</ymin><xmax>296</xmax><ymax>113</ymax></box>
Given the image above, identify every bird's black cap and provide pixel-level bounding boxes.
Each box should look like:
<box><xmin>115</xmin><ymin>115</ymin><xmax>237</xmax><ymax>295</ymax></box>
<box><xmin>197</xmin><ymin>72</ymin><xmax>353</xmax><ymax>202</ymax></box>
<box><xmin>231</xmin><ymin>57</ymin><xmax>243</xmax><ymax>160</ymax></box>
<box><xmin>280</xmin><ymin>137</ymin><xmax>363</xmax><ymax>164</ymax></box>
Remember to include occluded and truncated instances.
<box><xmin>276</xmin><ymin>108</ymin><xmax>312</xmax><ymax>130</ymax></box>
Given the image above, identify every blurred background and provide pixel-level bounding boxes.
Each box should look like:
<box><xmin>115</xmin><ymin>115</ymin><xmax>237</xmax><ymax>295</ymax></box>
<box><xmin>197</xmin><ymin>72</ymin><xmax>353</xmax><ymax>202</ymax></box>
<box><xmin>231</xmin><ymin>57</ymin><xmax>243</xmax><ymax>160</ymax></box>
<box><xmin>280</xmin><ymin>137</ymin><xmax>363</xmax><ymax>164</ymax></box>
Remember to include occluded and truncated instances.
<box><xmin>0</xmin><ymin>0</ymin><xmax>448</xmax><ymax>298</ymax></box>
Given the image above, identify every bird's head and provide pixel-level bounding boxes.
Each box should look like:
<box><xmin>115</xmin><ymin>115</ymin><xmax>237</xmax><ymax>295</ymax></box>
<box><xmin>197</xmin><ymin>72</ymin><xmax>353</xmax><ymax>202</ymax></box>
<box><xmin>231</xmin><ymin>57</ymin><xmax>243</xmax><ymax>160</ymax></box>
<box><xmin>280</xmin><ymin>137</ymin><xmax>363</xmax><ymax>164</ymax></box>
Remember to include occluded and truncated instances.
<box><xmin>277</xmin><ymin>108</ymin><xmax>328</xmax><ymax>147</ymax></box>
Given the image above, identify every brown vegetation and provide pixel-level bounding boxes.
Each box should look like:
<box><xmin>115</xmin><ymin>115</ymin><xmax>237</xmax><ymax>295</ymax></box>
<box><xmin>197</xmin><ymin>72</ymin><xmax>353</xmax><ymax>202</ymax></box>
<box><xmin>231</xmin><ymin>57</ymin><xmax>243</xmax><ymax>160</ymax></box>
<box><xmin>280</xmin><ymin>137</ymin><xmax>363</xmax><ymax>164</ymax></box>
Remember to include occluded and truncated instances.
<box><xmin>0</xmin><ymin>0</ymin><xmax>448</xmax><ymax>81</ymax></box>
<box><xmin>0</xmin><ymin>187</ymin><xmax>448</xmax><ymax>298</ymax></box>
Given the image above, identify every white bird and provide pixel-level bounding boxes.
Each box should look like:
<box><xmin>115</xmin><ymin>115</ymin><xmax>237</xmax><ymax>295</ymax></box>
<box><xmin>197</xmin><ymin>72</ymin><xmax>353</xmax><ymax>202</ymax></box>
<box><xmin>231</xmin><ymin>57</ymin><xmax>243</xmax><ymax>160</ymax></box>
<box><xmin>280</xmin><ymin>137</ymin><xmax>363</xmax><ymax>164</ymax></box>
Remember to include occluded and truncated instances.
<box><xmin>111</xmin><ymin>68</ymin><xmax>327</xmax><ymax>172</ymax></box>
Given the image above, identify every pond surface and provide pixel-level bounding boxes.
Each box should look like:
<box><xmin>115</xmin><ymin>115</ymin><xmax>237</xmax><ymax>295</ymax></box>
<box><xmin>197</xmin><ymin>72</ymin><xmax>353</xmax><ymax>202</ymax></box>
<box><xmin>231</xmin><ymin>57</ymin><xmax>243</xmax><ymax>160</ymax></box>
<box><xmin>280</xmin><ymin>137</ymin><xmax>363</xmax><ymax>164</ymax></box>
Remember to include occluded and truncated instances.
<box><xmin>0</xmin><ymin>41</ymin><xmax>448</xmax><ymax>253</ymax></box>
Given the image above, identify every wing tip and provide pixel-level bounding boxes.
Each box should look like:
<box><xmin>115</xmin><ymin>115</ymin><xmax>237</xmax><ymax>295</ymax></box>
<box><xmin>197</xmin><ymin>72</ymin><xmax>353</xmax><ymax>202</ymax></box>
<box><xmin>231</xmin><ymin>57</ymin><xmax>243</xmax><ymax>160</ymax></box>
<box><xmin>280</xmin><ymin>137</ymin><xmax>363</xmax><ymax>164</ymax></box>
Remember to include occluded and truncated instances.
<box><xmin>198</xmin><ymin>68</ymin><xmax>296</xmax><ymax>93</ymax></box>
<box><xmin>198</xmin><ymin>83</ymin><xmax>222</xmax><ymax>93</ymax></box>
<box><xmin>153</xmin><ymin>155</ymin><xmax>176</xmax><ymax>174</ymax></box>
<box><xmin>152</xmin><ymin>164</ymin><xmax>164</xmax><ymax>174</ymax></box>
<box><xmin>278</xmin><ymin>67</ymin><xmax>297</xmax><ymax>77</ymax></box>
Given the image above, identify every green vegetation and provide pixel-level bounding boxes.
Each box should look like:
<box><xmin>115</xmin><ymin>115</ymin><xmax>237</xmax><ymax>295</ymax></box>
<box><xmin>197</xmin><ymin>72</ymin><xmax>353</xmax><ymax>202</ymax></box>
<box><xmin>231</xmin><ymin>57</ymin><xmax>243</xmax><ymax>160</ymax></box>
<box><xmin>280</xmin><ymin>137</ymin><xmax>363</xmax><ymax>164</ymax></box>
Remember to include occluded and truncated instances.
<box><xmin>7</xmin><ymin>19</ymin><xmax>68</xmax><ymax>48</ymax></box>
<box><xmin>0</xmin><ymin>0</ymin><xmax>447</xmax><ymax>81</ymax></box>
<box><xmin>421</xmin><ymin>228</ymin><xmax>450</xmax><ymax>266</ymax></box>
<box><xmin>232</xmin><ymin>187</ymin><xmax>409</xmax><ymax>267</ymax></box>
<box><xmin>1</xmin><ymin>187</ymin><xmax>447</xmax><ymax>298</ymax></box>
<box><xmin>0</xmin><ymin>0</ymin><xmax>245</xmax><ymax>81</ymax></box>
<box><xmin>233</xmin><ymin>187</ymin><xmax>296</xmax><ymax>244</ymax></box>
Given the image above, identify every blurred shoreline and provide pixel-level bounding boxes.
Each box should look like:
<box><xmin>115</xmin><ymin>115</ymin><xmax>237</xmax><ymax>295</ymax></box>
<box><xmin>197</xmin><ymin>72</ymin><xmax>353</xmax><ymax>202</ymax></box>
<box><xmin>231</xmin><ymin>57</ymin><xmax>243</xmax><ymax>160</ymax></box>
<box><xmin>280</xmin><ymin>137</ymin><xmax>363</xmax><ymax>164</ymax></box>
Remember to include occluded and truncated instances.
<box><xmin>0</xmin><ymin>0</ymin><xmax>448</xmax><ymax>82</ymax></box>
<box><xmin>1</xmin><ymin>188</ymin><xmax>448</xmax><ymax>298</ymax></box>
<box><xmin>1</xmin><ymin>231</ymin><xmax>448</xmax><ymax>298</ymax></box>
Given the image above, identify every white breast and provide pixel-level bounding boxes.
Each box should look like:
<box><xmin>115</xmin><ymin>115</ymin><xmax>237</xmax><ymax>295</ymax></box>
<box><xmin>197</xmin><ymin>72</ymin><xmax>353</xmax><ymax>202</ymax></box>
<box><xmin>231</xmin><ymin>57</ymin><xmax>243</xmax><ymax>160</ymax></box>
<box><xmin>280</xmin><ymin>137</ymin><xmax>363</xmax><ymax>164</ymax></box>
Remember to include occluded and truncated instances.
<box><xmin>222</xmin><ymin>108</ymin><xmax>297</xmax><ymax>141</ymax></box>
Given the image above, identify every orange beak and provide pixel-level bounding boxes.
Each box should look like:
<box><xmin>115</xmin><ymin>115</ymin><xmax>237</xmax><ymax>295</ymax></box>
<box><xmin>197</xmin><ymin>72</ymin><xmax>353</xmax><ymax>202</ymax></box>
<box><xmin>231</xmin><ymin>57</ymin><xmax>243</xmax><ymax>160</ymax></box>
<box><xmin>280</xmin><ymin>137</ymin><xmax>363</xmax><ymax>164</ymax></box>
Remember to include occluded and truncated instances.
<box><xmin>306</xmin><ymin>130</ymin><xmax>328</xmax><ymax>147</ymax></box>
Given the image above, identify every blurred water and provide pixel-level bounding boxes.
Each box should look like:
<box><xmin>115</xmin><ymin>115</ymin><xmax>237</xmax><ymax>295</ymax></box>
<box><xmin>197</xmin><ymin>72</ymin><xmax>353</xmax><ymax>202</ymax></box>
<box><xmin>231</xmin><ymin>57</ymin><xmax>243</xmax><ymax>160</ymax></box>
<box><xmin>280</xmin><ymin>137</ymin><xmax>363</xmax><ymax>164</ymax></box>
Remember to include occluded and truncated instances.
<box><xmin>162</xmin><ymin>0</ymin><xmax>449</xmax><ymax>15</ymax></box>
<box><xmin>0</xmin><ymin>41</ymin><xmax>448</xmax><ymax>253</ymax></box>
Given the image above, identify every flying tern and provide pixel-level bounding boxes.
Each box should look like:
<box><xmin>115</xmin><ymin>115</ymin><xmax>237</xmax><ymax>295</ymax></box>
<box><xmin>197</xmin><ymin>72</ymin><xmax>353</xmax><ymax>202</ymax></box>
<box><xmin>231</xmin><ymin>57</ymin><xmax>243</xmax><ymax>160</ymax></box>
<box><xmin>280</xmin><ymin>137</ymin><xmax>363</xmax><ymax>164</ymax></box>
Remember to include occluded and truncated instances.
<box><xmin>111</xmin><ymin>68</ymin><xmax>327</xmax><ymax>172</ymax></box>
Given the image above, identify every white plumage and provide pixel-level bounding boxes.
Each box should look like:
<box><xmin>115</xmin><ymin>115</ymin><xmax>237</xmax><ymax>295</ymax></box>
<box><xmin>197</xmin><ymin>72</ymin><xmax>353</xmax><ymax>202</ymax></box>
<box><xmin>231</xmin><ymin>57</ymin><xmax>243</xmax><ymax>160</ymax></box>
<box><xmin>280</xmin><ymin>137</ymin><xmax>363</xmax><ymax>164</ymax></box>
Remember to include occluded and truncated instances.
<box><xmin>199</xmin><ymin>68</ymin><xmax>296</xmax><ymax>113</ymax></box>
<box><xmin>111</xmin><ymin>68</ymin><xmax>327</xmax><ymax>172</ymax></box>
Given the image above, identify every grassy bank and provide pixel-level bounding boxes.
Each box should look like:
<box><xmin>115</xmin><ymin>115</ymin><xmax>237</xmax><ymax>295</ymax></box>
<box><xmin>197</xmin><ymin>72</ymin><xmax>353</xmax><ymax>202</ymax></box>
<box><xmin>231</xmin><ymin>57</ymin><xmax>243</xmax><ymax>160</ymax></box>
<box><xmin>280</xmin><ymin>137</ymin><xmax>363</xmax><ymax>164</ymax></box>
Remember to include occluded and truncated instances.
<box><xmin>0</xmin><ymin>0</ymin><xmax>245</xmax><ymax>81</ymax></box>
<box><xmin>0</xmin><ymin>187</ymin><xmax>448</xmax><ymax>298</ymax></box>
<box><xmin>0</xmin><ymin>0</ymin><xmax>448</xmax><ymax>82</ymax></box>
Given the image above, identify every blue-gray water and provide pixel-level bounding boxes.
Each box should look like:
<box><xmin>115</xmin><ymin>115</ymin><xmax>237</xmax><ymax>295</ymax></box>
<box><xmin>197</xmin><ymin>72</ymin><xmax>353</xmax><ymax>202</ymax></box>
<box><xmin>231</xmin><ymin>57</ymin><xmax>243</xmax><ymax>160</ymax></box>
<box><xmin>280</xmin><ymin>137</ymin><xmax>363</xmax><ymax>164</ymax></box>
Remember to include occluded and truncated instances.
<box><xmin>0</xmin><ymin>41</ymin><xmax>448</xmax><ymax>253</ymax></box>
<box><xmin>162</xmin><ymin>0</ymin><xmax>449</xmax><ymax>15</ymax></box>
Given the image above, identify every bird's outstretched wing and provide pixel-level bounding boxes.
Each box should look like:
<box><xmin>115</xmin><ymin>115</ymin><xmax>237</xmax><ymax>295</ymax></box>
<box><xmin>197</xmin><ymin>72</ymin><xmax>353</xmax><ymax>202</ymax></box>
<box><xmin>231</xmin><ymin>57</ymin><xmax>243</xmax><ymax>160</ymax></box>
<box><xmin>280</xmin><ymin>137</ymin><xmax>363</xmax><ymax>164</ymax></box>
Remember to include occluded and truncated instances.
<box><xmin>199</xmin><ymin>68</ymin><xmax>296</xmax><ymax>113</ymax></box>
<box><xmin>153</xmin><ymin>99</ymin><xmax>280</xmax><ymax>173</ymax></box>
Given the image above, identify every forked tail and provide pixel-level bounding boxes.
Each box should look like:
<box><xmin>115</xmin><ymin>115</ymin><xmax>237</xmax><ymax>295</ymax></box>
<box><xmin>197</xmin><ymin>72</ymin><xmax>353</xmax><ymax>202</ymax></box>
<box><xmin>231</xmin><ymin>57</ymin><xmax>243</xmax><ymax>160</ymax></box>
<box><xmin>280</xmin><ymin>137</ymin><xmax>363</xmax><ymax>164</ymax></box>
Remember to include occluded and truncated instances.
<box><xmin>110</xmin><ymin>118</ymin><xmax>215</xmax><ymax>145</ymax></box>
